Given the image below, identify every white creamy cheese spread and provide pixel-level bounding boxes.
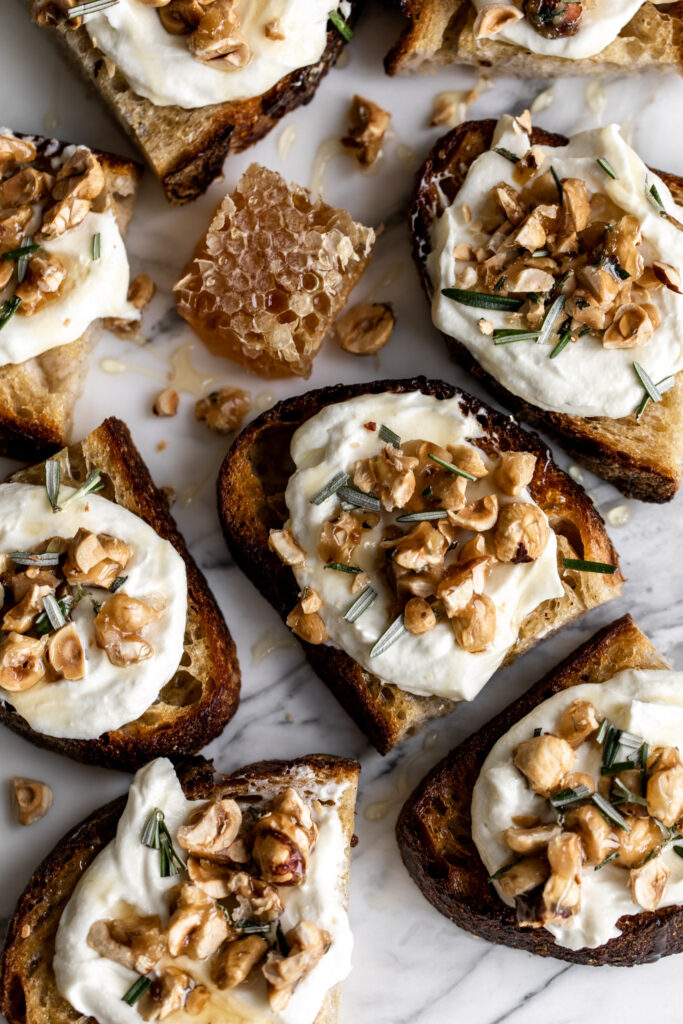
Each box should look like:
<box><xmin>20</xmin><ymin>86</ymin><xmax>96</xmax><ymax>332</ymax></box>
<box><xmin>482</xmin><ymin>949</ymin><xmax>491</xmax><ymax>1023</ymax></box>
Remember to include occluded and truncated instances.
<box><xmin>54</xmin><ymin>758</ymin><xmax>353</xmax><ymax>1024</ymax></box>
<box><xmin>472</xmin><ymin>669</ymin><xmax>683</xmax><ymax>950</ymax></box>
<box><xmin>85</xmin><ymin>0</ymin><xmax>348</xmax><ymax>110</ymax></box>
<box><xmin>0</xmin><ymin>208</ymin><xmax>138</xmax><ymax>366</ymax></box>
<box><xmin>285</xmin><ymin>392</ymin><xmax>563</xmax><ymax>702</ymax></box>
<box><xmin>428</xmin><ymin>117</ymin><xmax>683</xmax><ymax>419</ymax></box>
<box><xmin>472</xmin><ymin>0</ymin><xmax>646</xmax><ymax>60</ymax></box>
<box><xmin>0</xmin><ymin>483</ymin><xmax>187</xmax><ymax>739</ymax></box>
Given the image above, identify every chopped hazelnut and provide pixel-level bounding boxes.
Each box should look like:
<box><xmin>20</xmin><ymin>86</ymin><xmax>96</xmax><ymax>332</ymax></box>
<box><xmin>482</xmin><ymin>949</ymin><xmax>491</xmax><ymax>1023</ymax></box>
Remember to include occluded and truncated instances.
<box><xmin>0</xmin><ymin>133</ymin><xmax>37</xmax><ymax>174</ymax></box>
<box><xmin>388</xmin><ymin>521</ymin><xmax>448</xmax><ymax>573</ymax></box>
<box><xmin>195</xmin><ymin>387</ymin><xmax>251</xmax><ymax>434</ymax></box>
<box><xmin>513</xmin><ymin>735</ymin><xmax>576</xmax><ymax>797</ymax></box>
<box><xmin>15</xmin><ymin>254</ymin><xmax>67</xmax><ymax>316</ymax></box>
<box><xmin>128</xmin><ymin>272</ymin><xmax>156</xmax><ymax>310</ymax></box>
<box><xmin>564</xmin><ymin>805</ymin><xmax>617</xmax><ymax>866</ymax></box>
<box><xmin>166</xmin><ymin>883</ymin><xmax>230</xmax><ymax>960</ymax></box>
<box><xmin>177</xmin><ymin>797</ymin><xmax>242</xmax><ymax>862</ymax></box>
<box><xmin>557</xmin><ymin>699</ymin><xmax>600</xmax><ymax>748</ymax></box>
<box><xmin>448</xmin><ymin>494</ymin><xmax>499</xmax><ymax>532</ymax></box>
<box><xmin>189</xmin><ymin>0</ymin><xmax>251</xmax><ymax>68</ymax></box>
<box><xmin>630</xmin><ymin>857</ymin><xmax>670</xmax><ymax>912</ymax></box>
<box><xmin>140</xmin><ymin>966</ymin><xmax>194</xmax><ymax>1022</ymax></box>
<box><xmin>437</xmin><ymin>556</ymin><xmax>492</xmax><ymax>617</ymax></box>
<box><xmin>497</xmin><ymin>857</ymin><xmax>548</xmax><ymax>899</ymax></box>
<box><xmin>185</xmin><ymin>986</ymin><xmax>209</xmax><ymax>1017</ymax></box>
<box><xmin>450</xmin><ymin>593</ymin><xmax>496</xmax><ymax>652</ymax></box>
<box><xmin>342</xmin><ymin>95</ymin><xmax>391</xmax><ymax>167</ymax></box>
<box><xmin>404</xmin><ymin>597</ymin><xmax>436</xmax><ymax>636</ymax></box>
<box><xmin>493</xmin><ymin>452</ymin><xmax>536</xmax><ymax>497</ymax></box>
<box><xmin>93</xmin><ymin>593</ymin><xmax>156</xmax><ymax>667</ymax></box>
<box><xmin>87</xmin><ymin>916</ymin><xmax>166</xmax><ymax>975</ymax></box>
<box><xmin>354</xmin><ymin>444</ymin><xmax>418</xmax><ymax>512</ymax></box>
<box><xmin>153</xmin><ymin>388</ymin><xmax>179</xmax><ymax>417</ymax></box>
<box><xmin>158</xmin><ymin>0</ymin><xmax>204</xmax><ymax>33</ymax></box>
<box><xmin>286</xmin><ymin>602</ymin><xmax>327</xmax><ymax>645</ymax></box>
<box><xmin>0</xmin><ymin>632</ymin><xmax>47</xmax><ymax>692</ymax></box>
<box><xmin>336</xmin><ymin>302</ymin><xmax>395</xmax><ymax>355</ymax></box>
<box><xmin>473</xmin><ymin>3</ymin><xmax>523</xmax><ymax>38</ymax></box>
<box><xmin>47</xmin><ymin>622</ymin><xmax>86</xmax><ymax>681</ymax></box>
<box><xmin>617</xmin><ymin>815</ymin><xmax>662</xmax><ymax>867</ymax></box>
<box><xmin>211</xmin><ymin>935</ymin><xmax>269</xmax><ymax>990</ymax></box>
<box><xmin>503</xmin><ymin>823</ymin><xmax>561</xmax><ymax>855</ymax></box>
<box><xmin>478</xmin><ymin>318</ymin><xmax>494</xmax><ymax>336</ymax></box>
<box><xmin>10</xmin><ymin>777</ymin><xmax>53</xmax><ymax>826</ymax></box>
<box><xmin>492</xmin><ymin>502</ymin><xmax>549</xmax><ymax>563</ymax></box>
<box><xmin>652</xmin><ymin>260</ymin><xmax>682</xmax><ymax>294</ymax></box>
<box><xmin>268</xmin><ymin>528</ymin><xmax>306</xmax><ymax>566</ymax></box>
<box><xmin>646</xmin><ymin>764</ymin><xmax>683</xmax><ymax>827</ymax></box>
<box><xmin>252</xmin><ymin>788</ymin><xmax>318</xmax><ymax>887</ymax></box>
<box><xmin>541</xmin><ymin>832</ymin><xmax>583</xmax><ymax>925</ymax></box>
<box><xmin>263</xmin><ymin>920</ymin><xmax>330</xmax><ymax>1012</ymax></box>
<box><xmin>300</xmin><ymin>587</ymin><xmax>322</xmax><ymax>615</ymax></box>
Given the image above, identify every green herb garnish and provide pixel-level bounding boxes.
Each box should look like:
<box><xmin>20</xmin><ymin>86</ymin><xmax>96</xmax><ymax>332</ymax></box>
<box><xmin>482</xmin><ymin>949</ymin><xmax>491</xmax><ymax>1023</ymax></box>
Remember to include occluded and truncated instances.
<box><xmin>92</xmin><ymin>232</ymin><xmax>101</xmax><ymax>260</ymax></box>
<box><xmin>328</xmin><ymin>8</ymin><xmax>353</xmax><ymax>40</ymax></box>
<box><xmin>45</xmin><ymin>459</ymin><xmax>61</xmax><ymax>512</ymax></box>
<box><xmin>324</xmin><ymin>562</ymin><xmax>361</xmax><ymax>574</ymax></box>
<box><xmin>42</xmin><ymin>593</ymin><xmax>66</xmax><ymax>631</ymax></box>
<box><xmin>379</xmin><ymin>424</ymin><xmax>401</xmax><ymax>447</ymax></box>
<box><xmin>68</xmin><ymin>0</ymin><xmax>119</xmax><ymax>17</ymax></box>
<box><xmin>537</xmin><ymin>294</ymin><xmax>565</xmax><ymax>348</ymax></box>
<box><xmin>562</xmin><ymin>558</ymin><xmax>618</xmax><ymax>575</ymax></box>
<box><xmin>141</xmin><ymin>807</ymin><xmax>185</xmax><ymax>877</ymax></box>
<box><xmin>60</xmin><ymin>469</ymin><xmax>103</xmax><ymax>508</ymax></box>
<box><xmin>122</xmin><ymin>976</ymin><xmax>151</xmax><ymax>1006</ymax></box>
<box><xmin>427</xmin><ymin>452</ymin><xmax>477</xmax><ymax>481</ymax></box>
<box><xmin>595</xmin><ymin>718</ymin><xmax>609</xmax><ymax>745</ymax></box>
<box><xmin>594</xmin><ymin>851</ymin><xmax>619</xmax><ymax>871</ymax></box>
<box><xmin>494</xmin><ymin>332</ymin><xmax>540</xmax><ymax>346</ymax></box>
<box><xmin>673</xmin><ymin>846</ymin><xmax>683</xmax><ymax>861</ymax></box>
<box><xmin>550</xmin><ymin>785</ymin><xmax>591</xmax><ymax>808</ymax></box>
<box><xmin>395</xmin><ymin>509</ymin><xmax>448</xmax><ymax>522</ymax></box>
<box><xmin>441</xmin><ymin>288</ymin><xmax>523</xmax><ymax>312</ymax></box>
<box><xmin>531</xmin><ymin>250</ymin><xmax>550</xmax><ymax>258</ymax></box>
<box><xmin>494</xmin><ymin>147</ymin><xmax>520</xmax><ymax>164</ymax></box>
<box><xmin>0</xmin><ymin>295</ymin><xmax>21</xmax><ymax>330</ymax></box>
<box><xmin>337</xmin><ymin>485</ymin><xmax>381</xmax><ymax>512</ymax></box>
<box><xmin>35</xmin><ymin>595</ymin><xmax>74</xmax><ymax>635</ymax></box>
<box><xmin>370</xmin><ymin>613</ymin><xmax>406</xmax><ymax>658</ymax></box>
<box><xmin>647</xmin><ymin>181</ymin><xmax>666</xmax><ymax>214</ymax></box>
<box><xmin>635</xmin><ymin>373</ymin><xmax>675</xmax><ymax>421</ymax></box>
<box><xmin>1</xmin><ymin>243</ymin><xmax>40</xmax><ymax>262</ymax></box>
<box><xmin>343</xmin><ymin>586</ymin><xmax>377</xmax><ymax>623</ymax></box>
<box><xmin>310</xmin><ymin>472</ymin><xmax>349</xmax><ymax>505</ymax></box>
<box><xmin>612</xmin><ymin>778</ymin><xmax>648</xmax><ymax>806</ymax></box>
<box><xmin>550</xmin><ymin>165</ymin><xmax>563</xmax><ymax>204</ymax></box>
<box><xmin>601</xmin><ymin>760</ymin><xmax>638</xmax><ymax>776</ymax></box>
<box><xmin>591</xmin><ymin>792</ymin><xmax>630</xmax><ymax>831</ymax></box>
<box><xmin>549</xmin><ymin>326</ymin><xmax>572</xmax><ymax>359</ymax></box>
<box><xmin>110</xmin><ymin>575</ymin><xmax>127</xmax><ymax>593</ymax></box>
<box><xmin>488</xmin><ymin>856</ymin><xmax>523</xmax><ymax>882</ymax></box>
<box><xmin>633</xmin><ymin>361</ymin><xmax>662</xmax><ymax>405</ymax></box>
<box><xmin>596</xmin><ymin>157</ymin><xmax>617</xmax><ymax>180</ymax></box>
<box><xmin>9</xmin><ymin>550</ymin><xmax>61</xmax><ymax>566</ymax></box>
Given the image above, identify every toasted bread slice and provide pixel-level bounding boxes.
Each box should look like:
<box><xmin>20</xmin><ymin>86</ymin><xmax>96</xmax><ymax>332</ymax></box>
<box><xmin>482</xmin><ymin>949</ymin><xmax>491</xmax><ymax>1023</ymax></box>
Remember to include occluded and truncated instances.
<box><xmin>0</xmin><ymin>753</ymin><xmax>360</xmax><ymax>1024</ymax></box>
<box><xmin>395</xmin><ymin>614</ymin><xmax>682</xmax><ymax>966</ymax></box>
<box><xmin>28</xmin><ymin>3</ymin><xmax>362</xmax><ymax>204</ymax></box>
<box><xmin>0</xmin><ymin>132</ymin><xmax>141</xmax><ymax>462</ymax></box>
<box><xmin>410</xmin><ymin>119</ymin><xmax>683</xmax><ymax>502</ymax></box>
<box><xmin>385</xmin><ymin>1</ymin><xmax>683</xmax><ymax>77</ymax></box>
<box><xmin>0</xmin><ymin>416</ymin><xmax>240</xmax><ymax>769</ymax></box>
<box><xmin>217</xmin><ymin>377</ymin><xmax>622</xmax><ymax>755</ymax></box>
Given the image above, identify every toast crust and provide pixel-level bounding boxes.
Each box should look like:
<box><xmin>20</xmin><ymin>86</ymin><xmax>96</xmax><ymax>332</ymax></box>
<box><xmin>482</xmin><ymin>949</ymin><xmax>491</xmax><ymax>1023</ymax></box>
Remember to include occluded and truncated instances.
<box><xmin>0</xmin><ymin>754</ymin><xmax>360</xmax><ymax>1024</ymax></box>
<box><xmin>410</xmin><ymin>119</ymin><xmax>683</xmax><ymax>502</ymax></box>
<box><xmin>395</xmin><ymin>615</ymin><xmax>683</xmax><ymax>966</ymax></box>
<box><xmin>30</xmin><ymin>3</ymin><xmax>364</xmax><ymax>204</ymax></box>
<box><xmin>0</xmin><ymin>134</ymin><xmax>142</xmax><ymax>461</ymax></box>
<box><xmin>0</xmin><ymin>417</ymin><xmax>241</xmax><ymax>770</ymax></box>
<box><xmin>217</xmin><ymin>377</ymin><xmax>621</xmax><ymax>754</ymax></box>
<box><xmin>385</xmin><ymin>1</ymin><xmax>683</xmax><ymax>77</ymax></box>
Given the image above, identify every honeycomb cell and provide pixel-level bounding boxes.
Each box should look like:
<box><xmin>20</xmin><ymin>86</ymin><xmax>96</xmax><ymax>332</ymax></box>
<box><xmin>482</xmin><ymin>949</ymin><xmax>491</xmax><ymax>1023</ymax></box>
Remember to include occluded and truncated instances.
<box><xmin>174</xmin><ymin>164</ymin><xmax>376</xmax><ymax>378</ymax></box>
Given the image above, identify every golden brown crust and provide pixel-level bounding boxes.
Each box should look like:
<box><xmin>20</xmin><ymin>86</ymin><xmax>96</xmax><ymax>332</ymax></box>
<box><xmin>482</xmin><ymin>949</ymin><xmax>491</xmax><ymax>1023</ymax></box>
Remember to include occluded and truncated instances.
<box><xmin>0</xmin><ymin>754</ymin><xmax>360</xmax><ymax>1024</ymax></box>
<box><xmin>0</xmin><ymin>417</ymin><xmax>241</xmax><ymax>770</ymax></box>
<box><xmin>384</xmin><ymin>1</ymin><xmax>683</xmax><ymax>77</ymax></box>
<box><xmin>29</xmin><ymin>3</ymin><xmax>364</xmax><ymax>204</ymax></box>
<box><xmin>410</xmin><ymin>119</ymin><xmax>683</xmax><ymax>502</ymax></box>
<box><xmin>217</xmin><ymin>377</ymin><xmax>622</xmax><ymax>754</ymax></box>
<box><xmin>0</xmin><ymin>132</ymin><xmax>142</xmax><ymax>461</ymax></box>
<box><xmin>396</xmin><ymin>615</ymin><xmax>680</xmax><ymax>965</ymax></box>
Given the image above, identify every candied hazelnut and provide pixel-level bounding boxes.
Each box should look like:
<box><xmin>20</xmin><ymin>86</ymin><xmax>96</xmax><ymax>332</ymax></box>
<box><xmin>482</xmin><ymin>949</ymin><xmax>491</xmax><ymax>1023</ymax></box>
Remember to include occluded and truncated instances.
<box><xmin>493</xmin><ymin>452</ymin><xmax>536</xmax><ymax>497</ymax></box>
<box><xmin>211</xmin><ymin>935</ymin><xmax>269</xmax><ymax>990</ymax></box>
<box><xmin>492</xmin><ymin>502</ymin><xmax>549</xmax><ymax>563</ymax></box>
<box><xmin>557</xmin><ymin>699</ymin><xmax>600</xmax><ymax>748</ymax></box>
<box><xmin>263</xmin><ymin>920</ymin><xmax>330</xmax><ymax>1012</ymax></box>
<box><xmin>336</xmin><ymin>302</ymin><xmax>395</xmax><ymax>355</ymax></box>
<box><xmin>10</xmin><ymin>777</ymin><xmax>53</xmax><ymax>826</ymax></box>
<box><xmin>513</xmin><ymin>735</ymin><xmax>576</xmax><ymax>797</ymax></box>
<box><xmin>195</xmin><ymin>387</ymin><xmax>251</xmax><ymax>434</ymax></box>
<box><xmin>177</xmin><ymin>797</ymin><xmax>242</xmax><ymax>861</ymax></box>
<box><xmin>166</xmin><ymin>883</ymin><xmax>230</xmax><ymax>960</ymax></box>
<box><xmin>154</xmin><ymin>388</ymin><xmax>179</xmax><ymax>417</ymax></box>
<box><xmin>342</xmin><ymin>95</ymin><xmax>391</xmax><ymax>168</ymax></box>
<box><xmin>450</xmin><ymin>593</ymin><xmax>496</xmax><ymax>653</ymax></box>
<box><xmin>474</xmin><ymin>3</ymin><xmax>523</xmax><ymax>39</ymax></box>
<box><xmin>504</xmin><ymin>823</ymin><xmax>561</xmax><ymax>855</ymax></box>
<box><xmin>404</xmin><ymin>597</ymin><xmax>436</xmax><ymax>636</ymax></box>
<box><xmin>541</xmin><ymin>832</ymin><xmax>583</xmax><ymax>925</ymax></box>
<box><xmin>47</xmin><ymin>622</ymin><xmax>85</xmax><ymax>681</ymax></box>
<box><xmin>286</xmin><ymin>602</ymin><xmax>327</xmax><ymax>645</ymax></box>
<box><xmin>497</xmin><ymin>857</ymin><xmax>548</xmax><ymax>899</ymax></box>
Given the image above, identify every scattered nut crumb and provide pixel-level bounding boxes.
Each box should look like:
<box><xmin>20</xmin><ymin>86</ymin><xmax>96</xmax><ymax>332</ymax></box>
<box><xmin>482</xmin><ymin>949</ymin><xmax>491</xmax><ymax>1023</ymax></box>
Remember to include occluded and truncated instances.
<box><xmin>337</xmin><ymin>302</ymin><xmax>395</xmax><ymax>355</ymax></box>
<box><xmin>10</xmin><ymin>777</ymin><xmax>53</xmax><ymax>826</ymax></box>
<box><xmin>153</xmin><ymin>388</ymin><xmax>179</xmax><ymax>417</ymax></box>
<box><xmin>20</xmin><ymin>924</ymin><xmax>31</xmax><ymax>939</ymax></box>
<box><xmin>342</xmin><ymin>94</ymin><xmax>391</xmax><ymax>167</ymax></box>
<box><xmin>478</xmin><ymin>318</ymin><xmax>494</xmax><ymax>336</ymax></box>
<box><xmin>264</xmin><ymin>18</ymin><xmax>285</xmax><ymax>40</ymax></box>
<box><xmin>453</xmin><ymin>242</ymin><xmax>473</xmax><ymax>261</ymax></box>
<box><xmin>462</xmin><ymin>203</ymin><xmax>472</xmax><ymax>224</ymax></box>
<box><xmin>195</xmin><ymin>386</ymin><xmax>251</xmax><ymax>434</ymax></box>
<box><xmin>530</xmin><ymin>87</ymin><xmax>555</xmax><ymax>114</ymax></box>
<box><xmin>156</xmin><ymin>440</ymin><xmax>167</xmax><ymax>452</ymax></box>
<box><xmin>128</xmin><ymin>272</ymin><xmax>156</xmax><ymax>310</ymax></box>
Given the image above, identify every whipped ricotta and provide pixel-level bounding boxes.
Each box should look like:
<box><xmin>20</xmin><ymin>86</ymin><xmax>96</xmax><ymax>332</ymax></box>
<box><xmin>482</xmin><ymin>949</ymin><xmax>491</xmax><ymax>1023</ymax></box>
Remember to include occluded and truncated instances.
<box><xmin>472</xmin><ymin>0</ymin><xmax>645</xmax><ymax>60</ymax></box>
<box><xmin>284</xmin><ymin>392</ymin><xmax>563</xmax><ymax>702</ymax></box>
<box><xmin>0</xmin><ymin>208</ymin><xmax>137</xmax><ymax>366</ymax></box>
<box><xmin>472</xmin><ymin>669</ymin><xmax>683</xmax><ymax>950</ymax></box>
<box><xmin>86</xmin><ymin>0</ymin><xmax>349</xmax><ymax>110</ymax></box>
<box><xmin>0</xmin><ymin>483</ymin><xmax>187</xmax><ymax>739</ymax></box>
<box><xmin>428</xmin><ymin>117</ymin><xmax>683</xmax><ymax>419</ymax></box>
<box><xmin>54</xmin><ymin>758</ymin><xmax>354</xmax><ymax>1024</ymax></box>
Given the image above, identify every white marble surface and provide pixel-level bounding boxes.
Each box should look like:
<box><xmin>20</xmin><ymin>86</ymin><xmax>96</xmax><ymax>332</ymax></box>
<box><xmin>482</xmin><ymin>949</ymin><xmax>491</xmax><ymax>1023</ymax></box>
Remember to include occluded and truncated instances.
<box><xmin>2</xmin><ymin>3</ymin><xmax>683</xmax><ymax>1021</ymax></box>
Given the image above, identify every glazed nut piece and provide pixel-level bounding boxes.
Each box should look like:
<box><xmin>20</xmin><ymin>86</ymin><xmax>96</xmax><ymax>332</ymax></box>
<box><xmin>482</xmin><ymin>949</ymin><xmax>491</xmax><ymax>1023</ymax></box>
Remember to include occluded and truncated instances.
<box><xmin>128</xmin><ymin>272</ymin><xmax>157</xmax><ymax>310</ymax></box>
<box><xmin>0</xmin><ymin>167</ymin><xmax>52</xmax><ymax>208</ymax></box>
<box><xmin>492</xmin><ymin>502</ymin><xmax>549</xmax><ymax>563</ymax></box>
<box><xmin>0</xmin><ymin>632</ymin><xmax>47</xmax><ymax>692</ymax></box>
<box><xmin>63</xmin><ymin>528</ymin><xmax>129</xmax><ymax>588</ymax></box>
<box><xmin>185</xmin><ymin>987</ymin><xmax>209</xmax><ymax>1017</ymax></box>
<box><xmin>603</xmin><ymin>304</ymin><xmax>655</xmax><ymax>350</ymax></box>
<box><xmin>513</xmin><ymin>735</ymin><xmax>577</xmax><ymax>797</ymax></box>
<box><xmin>0</xmin><ymin>133</ymin><xmax>36</xmax><ymax>173</ymax></box>
<box><xmin>450</xmin><ymin>593</ymin><xmax>496</xmax><ymax>653</ymax></box>
<box><xmin>40</xmin><ymin>195</ymin><xmax>90</xmax><ymax>241</ymax></box>
<box><xmin>15</xmin><ymin>254</ymin><xmax>67</xmax><ymax>316</ymax></box>
<box><xmin>167</xmin><ymin>883</ymin><xmax>230</xmax><ymax>959</ymax></box>
<box><xmin>524</xmin><ymin>0</ymin><xmax>582</xmax><ymax>38</ymax></box>
<box><xmin>318</xmin><ymin>511</ymin><xmax>362</xmax><ymax>565</ymax></box>
<box><xmin>52</xmin><ymin>146</ymin><xmax>105</xmax><ymax>203</ymax></box>
<box><xmin>140</xmin><ymin>966</ymin><xmax>194</xmax><ymax>1022</ymax></box>
<box><xmin>541</xmin><ymin>832</ymin><xmax>583</xmax><ymax>925</ymax></box>
<box><xmin>404</xmin><ymin>596</ymin><xmax>437</xmax><ymax>636</ymax></box>
<box><xmin>616</xmin><ymin>815</ymin><xmax>662</xmax><ymax>868</ymax></box>
<box><xmin>564</xmin><ymin>805</ymin><xmax>617</xmax><ymax>866</ymax></box>
<box><xmin>646</xmin><ymin>764</ymin><xmax>683</xmax><ymax>827</ymax></box>
<box><xmin>87</xmin><ymin>916</ymin><xmax>166</xmax><ymax>975</ymax></box>
<box><xmin>47</xmin><ymin>622</ymin><xmax>86</xmax><ymax>681</ymax></box>
<box><xmin>354</xmin><ymin>444</ymin><xmax>418</xmax><ymax>511</ymax></box>
<box><xmin>10</xmin><ymin>777</ymin><xmax>53</xmax><ymax>826</ymax></box>
<box><xmin>503</xmin><ymin>823</ymin><xmax>561</xmax><ymax>855</ymax></box>
<box><xmin>177</xmin><ymin>797</ymin><xmax>242</xmax><ymax>862</ymax></box>
<box><xmin>252</xmin><ymin>788</ymin><xmax>318</xmax><ymax>887</ymax></box>
<box><xmin>493</xmin><ymin>452</ymin><xmax>536</xmax><ymax>497</ymax></box>
<box><xmin>153</xmin><ymin>388</ymin><xmax>180</xmax><ymax>417</ymax></box>
<box><xmin>195</xmin><ymin>387</ymin><xmax>251</xmax><ymax>434</ymax></box>
<box><xmin>336</xmin><ymin>302</ymin><xmax>395</xmax><ymax>355</ymax></box>
<box><xmin>93</xmin><ymin>593</ymin><xmax>156</xmax><ymax>667</ymax></box>
<box><xmin>630</xmin><ymin>857</ymin><xmax>670</xmax><ymax>912</ymax></box>
<box><xmin>300</xmin><ymin>587</ymin><xmax>323</xmax><ymax>614</ymax></box>
<box><xmin>286</xmin><ymin>602</ymin><xmax>327</xmax><ymax>645</ymax></box>
<box><xmin>342</xmin><ymin>95</ymin><xmax>391</xmax><ymax>168</ymax></box>
<box><xmin>652</xmin><ymin>260</ymin><xmax>682</xmax><ymax>294</ymax></box>
<box><xmin>473</xmin><ymin>3</ymin><xmax>523</xmax><ymax>39</ymax></box>
<box><xmin>158</xmin><ymin>0</ymin><xmax>205</xmax><ymax>34</ymax></box>
<box><xmin>497</xmin><ymin>856</ymin><xmax>548</xmax><ymax>899</ymax></box>
<box><xmin>389</xmin><ymin>521</ymin><xmax>448</xmax><ymax>572</ymax></box>
<box><xmin>189</xmin><ymin>0</ymin><xmax>251</xmax><ymax>69</ymax></box>
<box><xmin>437</xmin><ymin>556</ymin><xmax>492</xmax><ymax>617</ymax></box>
<box><xmin>211</xmin><ymin>935</ymin><xmax>269</xmax><ymax>990</ymax></box>
<box><xmin>448</xmin><ymin>494</ymin><xmax>499</xmax><ymax>532</ymax></box>
<box><xmin>263</xmin><ymin>920</ymin><xmax>331</xmax><ymax>1012</ymax></box>
<box><xmin>557</xmin><ymin>699</ymin><xmax>600</xmax><ymax>748</ymax></box>
<box><xmin>268</xmin><ymin>528</ymin><xmax>305</xmax><ymax>566</ymax></box>
<box><xmin>2</xmin><ymin>583</ymin><xmax>54</xmax><ymax>634</ymax></box>
<box><xmin>449</xmin><ymin>444</ymin><xmax>488</xmax><ymax>480</ymax></box>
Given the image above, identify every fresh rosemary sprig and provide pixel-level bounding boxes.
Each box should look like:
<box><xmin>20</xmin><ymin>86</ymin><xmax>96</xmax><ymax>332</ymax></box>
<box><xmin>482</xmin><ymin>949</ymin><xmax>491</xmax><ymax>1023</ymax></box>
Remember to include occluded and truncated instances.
<box><xmin>59</xmin><ymin>469</ymin><xmax>103</xmax><ymax>508</ymax></box>
<box><xmin>45</xmin><ymin>459</ymin><xmax>61</xmax><ymax>512</ymax></box>
<box><xmin>92</xmin><ymin>232</ymin><xmax>101</xmax><ymax>260</ymax></box>
<box><xmin>562</xmin><ymin>558</ymin><xmax>618</xmax><ymax>575</ymax></box>
<box><xmin>441</xmin><ymin>288</ymin><xmax>523</xmax><ymax>312</ymax></box>
<box><xmin>42</xmin><ymin>593</ymin><xmax>67</xmax><ymax>631</ymax></box>
<box><xmin>0</xmin><ymin>296</ymin><xmax>21</xmax><ymax>330</ymax></box>
<box><xmin>370</xmin><ymin>613</ymin><xmax>406</xmax><ymax>658</ymax></box>
<box><xmin>69</xmin><ymin>0</ymin><xmax>119</xmax><ymax>17</ymax></box>
<box><xmin>122</xmin><ymin>976</ymin><xmax>151</xmax><ymax>1006</ymax></box>
<box><xmin>1</xmin><ymin>242</ymin><xmax>40</xmax><ymax>262</ymax></box>
<box><xmin>310</xmin><ymin>472</ymin><xmax>349</xmax><ymax>505</ymax></box>
<box><xmin>494</xmin><ymin>147</ymin><xmax>520</xmax><ymax>164</ymax></box>
<box><xmin>328</xmin><ymin>8</ymin><xmax>353</xmax><ymax>40</ymax></box>
<box><xmin>141</xmin><ymin>807</ymin><xmax>185</xmax><ymax>877</ymax></box>
<box><xmin>324</xmin><ymin>562</ymin><xmax>361</xmax><ymax>574</ymax></box>
<box><xmin>395</xmin><ymin>509</ymin><xmax>448</xmax><ymax>522</ymax></box>
<box><xmin>343</xmin><ymin>586</ymin><xmax>377</xmax><ymax>623</ymax></box>
<box><xmin>427</xmin><ymin>452</ymin><xmax>477</xmax><ymax>481</ymax></box>
<box><xmin>337</xmin><ymin>485</ymin><xmax>381</xmax><ymax>512</ymax></box>
<box><xmin>379</xmin><ymin>424</ymin><xmax>401</xmax><ymax>447</ymax></box>
<box><xmin>596</xmin><ymin>157</ymin><xmax>617</xmax><ymax>180</ymax></box>
<box><xmin>9</xmin><ymin>550</ymin><xmax>61</xmax><ymax>566</ymax></box>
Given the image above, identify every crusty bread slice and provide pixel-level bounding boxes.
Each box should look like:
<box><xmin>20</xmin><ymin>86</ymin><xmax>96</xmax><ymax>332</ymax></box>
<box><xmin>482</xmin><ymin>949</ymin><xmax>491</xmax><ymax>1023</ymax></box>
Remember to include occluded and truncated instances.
<box><xmin>0</xmin><ymin>133</ymin><xmax>141</xmax><ymax>462</ymax></box>
<box><xmin>27</xmin><ymin>2</ymin><xmax>363</xmax><ymax>204</ymax></box>
<box><xmin>217</xmin><ymin>377</ymin><xmax>622</xmax><ymax>755</ymax></box>
<box><xmin>396</xmin><ymin>614</ymin><xmax>679</xmax><ymax>966</ymax></box>
<box><xmin>410</xmin><ymin>119</ymin><xmax>683</xmax><ymax>502</ymax></box>
<box><xmin>0</xmin><ymin>753</ymin><xmax>360</xmax><ymax>1024</ymax></box>
<box><xmin>0</xmin><ymin>416</ymin><xmax>240</xmax><ymax>770</ymax></box>
<box><xmin>385</xmin><ymin>1</ymin><xmax>683</xmax><ymax>77</ymax></box>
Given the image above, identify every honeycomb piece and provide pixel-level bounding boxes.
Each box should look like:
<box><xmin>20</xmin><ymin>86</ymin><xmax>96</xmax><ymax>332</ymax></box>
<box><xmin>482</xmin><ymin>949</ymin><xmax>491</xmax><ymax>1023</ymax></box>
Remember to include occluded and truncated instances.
<box><xmin>174</xmin><ymin>165</ymin><xmax>376</xmax><ymax>378</ymax></box>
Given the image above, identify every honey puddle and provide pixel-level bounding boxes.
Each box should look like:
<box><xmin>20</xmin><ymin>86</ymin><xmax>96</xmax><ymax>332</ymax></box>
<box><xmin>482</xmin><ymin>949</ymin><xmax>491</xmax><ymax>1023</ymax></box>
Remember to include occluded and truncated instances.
<box><xmin>309</xmin><ymin>137</ymin><xmax>348</xmax><ymax>198</ymax></box>
<box><xmin>167</xmin><ymin>344</ymin><xmax>218</xmax><ymax>398</ymax></box>
<box><xmin>251</xmin><ymin>628</ymin><xmax>298</xmax><ymax>665</ymax></box>
<box><xmin>99</xmin><ymin>357</ymin><xmax>166</xmax><ymax>383</ymax></box>
<box><xmin>277</xmin><ymin>123</ymin><xmax>299</xmax><ymax>160</ymax></box>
